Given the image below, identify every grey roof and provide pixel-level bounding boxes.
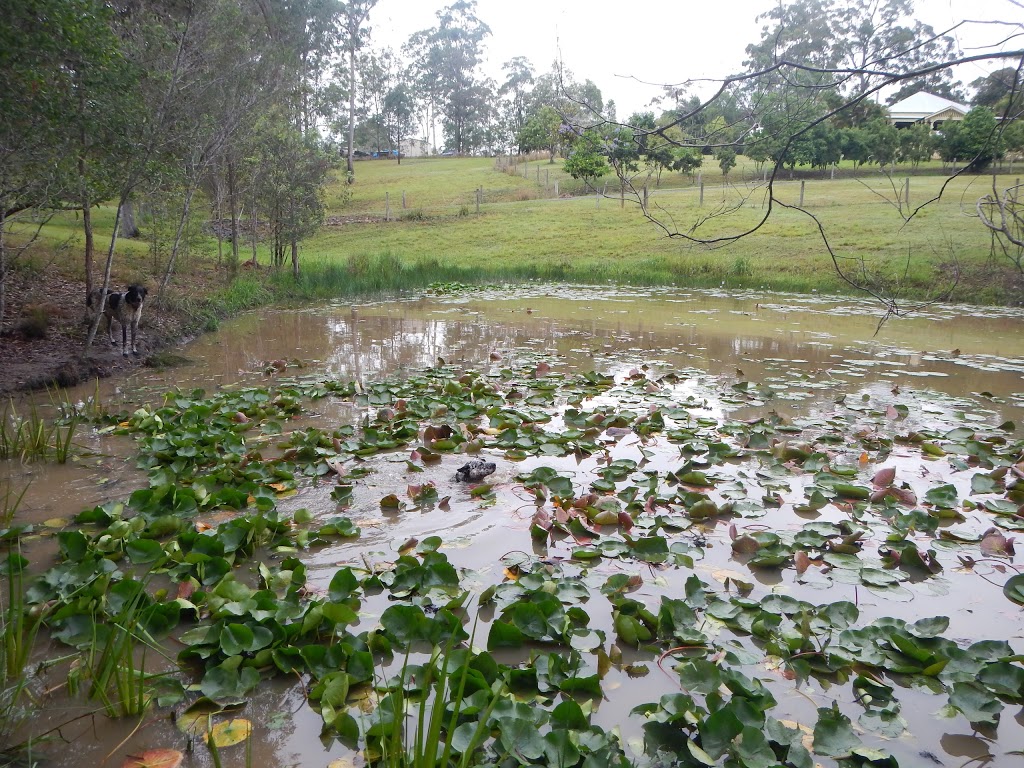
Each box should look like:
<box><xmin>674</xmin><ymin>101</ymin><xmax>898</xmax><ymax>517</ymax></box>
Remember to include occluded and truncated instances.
<box><xmin>887</xmin><ymin>91</ymin><xmax>970</xmax><ymax>118</ymax></box>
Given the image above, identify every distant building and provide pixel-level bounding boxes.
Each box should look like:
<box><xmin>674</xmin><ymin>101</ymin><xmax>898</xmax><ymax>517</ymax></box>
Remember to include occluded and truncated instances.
<box><xmin>887</xmin><ymin>92</ymin><xmax>970</xmax><ymax>130</ymax></box>
<box><xmin>399</xmin><ymin>138</ymin><xmax>429</xmax><ymax>158</ymax></box>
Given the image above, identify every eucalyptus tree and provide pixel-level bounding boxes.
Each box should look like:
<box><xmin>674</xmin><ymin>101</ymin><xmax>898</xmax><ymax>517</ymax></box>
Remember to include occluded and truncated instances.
<box><xmin>383</xmin><ymin>83</ymin><xmax>417</xmax><ymax>163</ymax></box>
<box><xmin>340</xmin><ymin>0</ymin><xmax>379</xmax><ymax>180</ymax></box>
<box><xmin>408</xmin><ymin>1</ymin><xmax>491</xmax><ymax>155</ymax></box>
<box><xmin>499</xmin><ymin>57</ymin><xmax>535</xmax><ymax>153</ymax></box>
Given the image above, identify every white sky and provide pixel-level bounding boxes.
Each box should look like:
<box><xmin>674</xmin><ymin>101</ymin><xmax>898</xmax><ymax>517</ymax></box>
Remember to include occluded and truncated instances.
<box><xmin>369</xmin><ymin>0</ymin><xmax>1022</xmax><ymax>117</ymax></box>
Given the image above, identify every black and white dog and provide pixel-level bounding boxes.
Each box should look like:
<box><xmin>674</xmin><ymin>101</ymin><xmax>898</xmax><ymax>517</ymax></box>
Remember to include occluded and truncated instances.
<box><xmin>87</xmin><ymin>284</ymin><xmax>148</xmax><ymax>356</ymax></box>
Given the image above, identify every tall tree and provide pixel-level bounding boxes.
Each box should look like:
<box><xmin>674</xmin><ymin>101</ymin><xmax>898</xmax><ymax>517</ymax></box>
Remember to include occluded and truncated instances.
<box><xmin>499</xmin><ymin>57</ymin><xmax>535</xmax><ymax>153</ymax></box>
<box><xmin>410</xmin><ymin>1</ymin><xmax>491</xmax><ymax>155</ymax></box>
<box><xmin>340</xmin><ymin>0</ymin><xmax>379</xmax><ymax>181</ymax></box>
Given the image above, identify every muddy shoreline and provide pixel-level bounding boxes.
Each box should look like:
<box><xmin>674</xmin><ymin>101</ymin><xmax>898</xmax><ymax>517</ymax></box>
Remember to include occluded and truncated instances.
<box><xmin>0</xmin><ymin>271</ymin><xmax>204</xmax><ymax>397</ymax></box>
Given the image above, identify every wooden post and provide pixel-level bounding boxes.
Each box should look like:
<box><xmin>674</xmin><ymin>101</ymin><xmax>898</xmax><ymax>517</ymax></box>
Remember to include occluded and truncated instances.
<box><xmin>799</xmin><ymin>180</ymin><xmax>805</xmax><ymax>207</ymax></box>
<box><xmin>545</xmin><ymin>169</ymin><xmax>549</xmax><ymax>187</ymax></box>
<box><xmin>602</xmin><ymin>182</ymin><xmax>608</xmax><ymax>197</ymax></box>
<box><xmin>697</xmin><ymin>172</ymin><xmax>702</xmax><ymax>188</ymax></box>
<box><xmin>905</xmin><ymin>178</ymin><xmax>910</xmax><ymax>207</ymax></box>
<box><xmin>699</xmin><ymin>182</ymin><xmax>704</xmax><ymax>207</ymax></box>
<box><xmin>385</xmin><ymin>191</ymin><xmax>390</xmax><ymax>221</ymax></box>
<box><xmin>554</xmin><ymin>181</ymin><xmax>559</xmax><ymax>197</ymax></box>
<box><xmin>402</xmin><ymin>190</ymin><xmax>407</xmax><ymax>209</ymax></box>
<box><xmin>475</xmin><ymin>187</ymin><xmax>481</xmax><ymax>213</ymax></box>
<box><xmin>536</xmin><ymin>165</ymin><xmax>540</xmax><ymax>184</ymax></box>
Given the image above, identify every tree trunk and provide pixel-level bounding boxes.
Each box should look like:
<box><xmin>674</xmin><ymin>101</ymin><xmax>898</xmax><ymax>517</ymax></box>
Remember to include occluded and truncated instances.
<box><xmin>78</xmin><ymin>83</ymin><xmax>95</xmax><ymax>299</ymax></box>
<box><xmin>119</xmin><ymin>198</ymin><xmax>139</xmax><ymax>238</ymax></box>
<box><xmin>0</xmin><ymin>209</ymin><xmax>6</xmax><ymax>333</ymax></box>
<box><xmin>251</xmin><ymin>187</ymin><xmax>258</xmax><ymax>266</ymax></box>
<box><xmin>81</xmin><ymin>169</ymin><xmax>94</xmax><ymax>298</ymax></box>
<box><xmin>291</xmin><ymin>237</ymin><xmax>299</xmax><ymax>279</ymax></box>
<box><xmin>86</xmin><ymin>199</ymin><xmax>123</xmax><ymax>352</ymax></box>
<box><xmin>227</xmin><ymin>158</ymin><xmax>240</xmax><ymax>272</ymax></box>
<box><xmin>347</xmin><ymin>42</ymin><xmax>356</xmax><ymax>181</ymax></box>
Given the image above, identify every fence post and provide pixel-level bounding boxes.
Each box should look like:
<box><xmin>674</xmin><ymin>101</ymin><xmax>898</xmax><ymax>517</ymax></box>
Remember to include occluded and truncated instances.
<box><xmin>697</xmin><ymin>172</ymin><xmax>702</xmax><ymax>188</ymax></box>
<box><xmin>545</xmin><ymin>169</ymin><xmax>549</xmax><ymax>188</ymax></box>
<box><xmin>799</xmin><ymin>180</ymin><xmax>805</xmax><ymax>207</ymax></box>
<box><xmin>385</xmin><ymin>191</ymin><xmax>390</xmax><ymax>222</ymax></box>
<box><xmin>602</xmin><ymin>182</ymin><xmax>608</xmax><ymax>197</ymax></box>
<box><xmin>554</xmin><ymin>180</ymin><xmax>559</xmax><ymax>197</ymax></box>
<box><xmin>536</xmin><ymin>166</ymin><xmax>540</xmax><ymax>184</ymax></box>
<box><xmin>402</xmin><ymin>190</ymin><xmax>407</xmax><ymax>209</ymax></box>
<box><xmin>905</xmin><ymin>178</ymin><xmax>910</xmax><ymax>207</ymax></box>
<box><xmin>699</xmin><ymin>182</ymin><xmax>704</xmax><ymax>207</ymax></box>
<box><xmin>475</xmin><ymin>187</ymin><xmax>481</xmax><ymax>213</ymax></box>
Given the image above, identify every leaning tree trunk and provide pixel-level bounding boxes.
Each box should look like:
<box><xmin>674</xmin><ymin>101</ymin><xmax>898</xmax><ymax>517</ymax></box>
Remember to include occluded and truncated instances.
<box><xmin>159</xmin><ymin>181</ymin><xmax>197</xmax><ymax>294</ymax></box>
<box><xmin>85</xmin><ymin>200</ymin><xmax>124</xmax><ymax>351</ymax></box>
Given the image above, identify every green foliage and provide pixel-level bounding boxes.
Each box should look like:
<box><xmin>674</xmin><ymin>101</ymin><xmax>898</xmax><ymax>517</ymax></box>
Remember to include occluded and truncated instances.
<box><xmin>938</xmin><ymin>107</ymin><xmax>1003</xmax><ymax>171</ymax></box>
<box><xmin>563</xmin><ymin>136</ymin><xmax>610</xmax><ymax>185</ymax></box>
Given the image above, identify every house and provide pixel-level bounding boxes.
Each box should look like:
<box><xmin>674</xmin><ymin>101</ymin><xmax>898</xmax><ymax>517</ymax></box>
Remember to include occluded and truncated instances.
<box><xmin>399</xmin><ymin>137</ymin><xmax>429</xmax><ymax>158</ymax></box>
<box><xmin>887</xmin><ymin>92</ymin><xmax>970</xmax><ymax>130</ymax></box>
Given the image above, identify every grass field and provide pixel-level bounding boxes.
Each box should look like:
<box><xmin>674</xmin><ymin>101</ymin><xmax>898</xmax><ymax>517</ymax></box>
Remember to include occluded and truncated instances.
<box><xmin>11</xmin><ymin>155</ymin><xmax>1024</xmax><ymax>309</ymax></box>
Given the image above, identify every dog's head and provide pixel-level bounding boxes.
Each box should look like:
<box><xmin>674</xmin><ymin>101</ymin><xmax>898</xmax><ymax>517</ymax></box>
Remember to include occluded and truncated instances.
<box><xmin>125</xmin><ymin>285</ymin><xmax>148</xmax><ymax>307</ymax></box>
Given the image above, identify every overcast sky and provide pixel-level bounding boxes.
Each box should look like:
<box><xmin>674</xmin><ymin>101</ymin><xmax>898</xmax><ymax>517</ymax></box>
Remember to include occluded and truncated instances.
<box><xmin>369</xmin><ymin>0</ymin><xmax>1021</xmax><ymax>116</ymax></box>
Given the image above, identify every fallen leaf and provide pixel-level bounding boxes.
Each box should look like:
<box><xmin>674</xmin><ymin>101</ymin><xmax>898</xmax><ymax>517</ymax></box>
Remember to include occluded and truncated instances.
<box><xmin>207</xmin><ymin>719</ymin><xmax>252</xmax><ymax>748</ymax></box>
<box><xmin>121</xmin><ymin>749</ymin><xmax>184</xmax><ymax>768</ymax></box>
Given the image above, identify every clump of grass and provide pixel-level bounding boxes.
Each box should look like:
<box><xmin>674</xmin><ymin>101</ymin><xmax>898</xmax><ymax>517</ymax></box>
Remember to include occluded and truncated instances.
<box><xmin>1</xmin><ymin>532</ymin><xmax>45</xmax><ymax>763</ymax></box>
<box><xmin>400</xmin><ymin>209</ymin><xmax>426</xmax><ymax>221</ymax></box>
<box><xmin>371</xmin><ymin>628</ymin><xmax>498</xmax><ymax>768</ymax></box>
<box><xmin>16</xmin><ymin>307</ymin><xmax>49</xmax><ymax>340</ymax></box>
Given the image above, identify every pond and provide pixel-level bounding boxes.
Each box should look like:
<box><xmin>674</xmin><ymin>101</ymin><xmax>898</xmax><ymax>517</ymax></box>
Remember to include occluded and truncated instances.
<box><xmin>3</xmin><ymin>284</ymin><xmax>1024</xmax><ymax>768</ymax></box>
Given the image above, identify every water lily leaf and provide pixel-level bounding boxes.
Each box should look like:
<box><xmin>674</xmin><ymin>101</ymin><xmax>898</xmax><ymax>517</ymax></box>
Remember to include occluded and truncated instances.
<box><xmin>1003</xmin><ymin>574</ymin><xmax>1024</xmax><ymax>605</ymax></box>
<box><xmin>497</xmin><ymin>716</ymin><xmax>545</xmax><ymax>760</ymax></box>
<box><xmin>120</xmin><ymin>749</ymin><xmax>183</xmax><ymax>768</ymax></box>
<box><xmin>812</xmin><ymin>704</ymin><xmax>861</xmax><ymax>757</ymax></box>
<box><xmin>948</xmin><ymin>682</ymin><xmax>1003</xmax><ymax>724</ymax></box>
<box><xmin>924</xmin><ymin>484</ymin><xmax>958</xmax><ymax>508</ymax></box>
<box><xmin>207</xmin><ymin>718</ymin><xmax>252</xmax><ymax>748</ymax></box>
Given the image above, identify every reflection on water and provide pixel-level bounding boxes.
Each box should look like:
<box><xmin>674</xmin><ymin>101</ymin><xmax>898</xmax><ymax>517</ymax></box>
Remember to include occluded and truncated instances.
<box><xmin>6</xmin><ymin>285</ymin><xmax>1024</xmax><ymax>767</ymax></box>
<box><xmin>154</xmin><ymin>287</ymin><xmax>1024</xmax><ymax>424</ymax></box>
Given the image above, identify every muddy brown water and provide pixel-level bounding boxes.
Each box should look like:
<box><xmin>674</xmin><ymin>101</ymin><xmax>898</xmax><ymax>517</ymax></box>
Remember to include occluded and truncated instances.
<box><xmin>5</xmin><ymin>285</ymin><xmax>1024</xmax><ymax>767</ymax></box>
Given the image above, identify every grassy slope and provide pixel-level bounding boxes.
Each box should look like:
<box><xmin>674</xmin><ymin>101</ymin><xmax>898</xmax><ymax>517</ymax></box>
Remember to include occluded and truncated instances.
<box><xmin>304</xmin><ymin>156</ymin><xmax>1013</xmax><ymax>303</ymax></box>
<box><xmin>10</xmin><ymin>156</ymin><xmax>1021</xmax><ymax>309</ymax></box>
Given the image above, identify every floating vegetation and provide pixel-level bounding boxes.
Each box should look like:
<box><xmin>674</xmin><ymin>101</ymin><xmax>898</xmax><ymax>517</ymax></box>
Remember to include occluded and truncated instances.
<box><xmin>4</xmin><ymin>356</ymin><xmax>1024</xmax><ymax>766</ymax></box>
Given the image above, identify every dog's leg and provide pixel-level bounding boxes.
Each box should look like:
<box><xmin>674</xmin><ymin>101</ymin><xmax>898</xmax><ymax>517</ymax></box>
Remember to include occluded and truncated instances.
<box><xmin>130</xmin><ymin>308</ymin><xmax>140</xmax><ymax>355</ymax></box>
<box><xmin>106</xmin><ymin>314</ymin><xmax>116</xmax><ymax>346</ymax></box>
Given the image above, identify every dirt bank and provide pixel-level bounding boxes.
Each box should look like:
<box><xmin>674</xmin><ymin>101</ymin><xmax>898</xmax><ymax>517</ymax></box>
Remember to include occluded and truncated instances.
<box><xmin>0</xmin><ymin>271</ymin><xmax>194</xmax><ymax>396</ymax></box>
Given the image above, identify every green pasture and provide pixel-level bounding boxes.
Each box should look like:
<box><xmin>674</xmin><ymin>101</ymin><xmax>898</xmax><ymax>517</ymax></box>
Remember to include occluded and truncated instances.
<box><xmin>10</xmin><ymin>156</ymin><xmax>1022</xmax><ymax>309</ymax></box>
<box><xmin>307</xmin><ymin>157</ymin><xmax>1014</xmax><ymax>303</ymax></box>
